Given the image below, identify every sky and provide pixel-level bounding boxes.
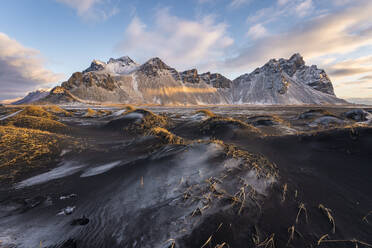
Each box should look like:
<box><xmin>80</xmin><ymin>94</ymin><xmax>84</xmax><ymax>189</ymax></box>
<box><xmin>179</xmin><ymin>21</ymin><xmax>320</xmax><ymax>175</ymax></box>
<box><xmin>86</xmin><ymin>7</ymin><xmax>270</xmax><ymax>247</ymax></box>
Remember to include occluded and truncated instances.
<box><xmin>0</xmin><ymin>0</ymin><xmax>371</xmax><ymax>103</ymax></box>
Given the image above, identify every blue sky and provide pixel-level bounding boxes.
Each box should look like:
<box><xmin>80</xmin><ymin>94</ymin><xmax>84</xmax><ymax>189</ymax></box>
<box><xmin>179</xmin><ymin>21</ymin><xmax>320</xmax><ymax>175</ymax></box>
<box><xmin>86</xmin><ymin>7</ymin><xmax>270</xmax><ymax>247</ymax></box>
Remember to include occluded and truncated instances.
<box><xmin>0</xmin><ymin>0</ymin><xmax>371</xmax><ymax>102</ymax></box>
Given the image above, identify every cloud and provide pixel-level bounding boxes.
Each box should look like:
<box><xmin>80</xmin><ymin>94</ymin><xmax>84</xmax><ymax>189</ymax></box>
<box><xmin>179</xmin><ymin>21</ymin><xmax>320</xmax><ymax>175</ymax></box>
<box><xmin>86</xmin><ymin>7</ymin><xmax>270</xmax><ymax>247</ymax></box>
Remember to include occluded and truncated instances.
<box><xmin>359</xmin><ymin>75</ymin><xmax>372</xmax><ymax>81</ymax></box>
<box><xmin>0</xmin><ymin>33</ymin><xmax>62</xmax><ymax>100</ymax></box>
<box><xmin>246</xmin><ymin>23</ymin><xmax>268</xmax><ymax>39</ymax></box>
<box><xmin>56</xmin><ymin>0</ymin><xmax>119</xmax><ymax>20</ymax></box>
<box><xmin>277</xmin><ymin>0</ymin><xmax>290</xmax><ymax>5</ymax></box>
<box><xmin>295</xmin><ymin>0</ymin><xmax>313</xmax><ymax>17</ymax></box>
<box><xmin>247</xmin><ymin>0</ymin><xmax>315</xmax><ymax>25</ymax></box>
<box><xmin>228</xmin><ymin>0</ymin><xmax>372</xmax><ymax>72</ymax></box>
<box><xmin>326</xmin><ymin>56</ymin><xmax>372</xmax><ymax>77</ymax></box>
<box><xmin>229</xmin><ymin>0</ymin><xmax>251</xmax><ymax>8</ymax></box>
<box><xmin>117</xmin><ymin>9</ymin><xmax>234</xmax><ymax>71</ymax></box>
<box><xmin>198</xmin><ymin>0</ymin><xmax>251</xmax><ymax>8</ymax></box>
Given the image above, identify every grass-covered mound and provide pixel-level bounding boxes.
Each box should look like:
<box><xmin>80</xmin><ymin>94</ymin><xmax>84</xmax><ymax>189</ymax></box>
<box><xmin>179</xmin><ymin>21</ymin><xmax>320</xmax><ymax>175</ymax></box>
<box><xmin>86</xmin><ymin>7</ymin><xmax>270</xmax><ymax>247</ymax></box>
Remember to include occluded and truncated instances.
<box><xmin>21</xmin><ymin>106</ymin><xmax>57</xmax><ymax>120</ymax></box>
<box><xmin>84</xmin><ymin>108</ymin><xmax>98</xmax><ymax>117</ymax></box>
<box><xmin>43</xmin><ymin>105</ymin><xmax>72</xmax><ymax>117</ymax></box>
<box><xmin>247</xmin><ymin>115</ymin><xmax>288</xmax><ymax>127</ymax></box>
<box><xmin>2</xmin><ymin>115</ymin><xmax>69</xmax><ymax>134</ymax></box>
<box><xmin>195</xmin><ymin>109</ymin><xmax>216</xmax><ymax>118</ymax></box>
<box><xmin>0</xmin><ymin>126</ymin><xmax>79</xmax><ymax>181</ymax></box>
<box><xmin>200</xmin><ymin>116</ymin><xmax>260</xmax><ymax>136</ymax></box>
<box><xmin>106</xmin><ymin>108</ymin><xmax>168</xmax><ymax>134</ymax></box>
<box><xmin>146</xmin><ymin>127</ymin><xmax>185</xmax><ymax>145</ymax></box>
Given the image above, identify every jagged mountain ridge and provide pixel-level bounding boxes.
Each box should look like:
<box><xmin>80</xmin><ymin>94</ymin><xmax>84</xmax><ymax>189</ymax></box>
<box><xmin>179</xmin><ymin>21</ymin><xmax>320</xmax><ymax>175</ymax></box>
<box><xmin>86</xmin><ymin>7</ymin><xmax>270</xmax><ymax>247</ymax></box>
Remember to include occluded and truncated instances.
<box><xmin>18</xmin><ymin>53</ymin><xmax>346</xmax><ymax>105</ymax></box>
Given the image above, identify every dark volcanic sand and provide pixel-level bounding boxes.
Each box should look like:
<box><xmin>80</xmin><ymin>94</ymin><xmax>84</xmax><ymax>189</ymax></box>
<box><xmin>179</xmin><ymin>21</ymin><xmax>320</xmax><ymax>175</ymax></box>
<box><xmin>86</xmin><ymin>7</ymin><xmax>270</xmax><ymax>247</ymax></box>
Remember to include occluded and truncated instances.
<box><xmin>0</xmin><ymin>106</ymin><xmax>371</xmax><ymax>248</ymax></box>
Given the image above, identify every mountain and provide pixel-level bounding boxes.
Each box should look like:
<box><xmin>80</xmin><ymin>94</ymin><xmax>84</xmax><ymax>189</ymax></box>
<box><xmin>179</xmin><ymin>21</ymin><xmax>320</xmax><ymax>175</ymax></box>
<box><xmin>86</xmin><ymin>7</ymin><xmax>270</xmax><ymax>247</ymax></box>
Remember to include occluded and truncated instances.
<box><xmin>39</xmin><ymin>86</ymin><xmax>84</xmax><ymax>104</ymax></box>
<box><xmin>12</xmin><ymin>89</ymin><xmax>51</xmax><ymax>105</ymax></box>
<box><xmin>232</xmin><ymin>53</ymin><xmax>346</xmax><ymax>105</ymax></box>
<box><xmin>33</xmin><ymin>53</ymin><xmax>346</xmax><ymax>105</ymax></box>
<box><xmin>58</xmin><ymin>57</ymin><xmax>232</xmax><ymax>105</ymax></box>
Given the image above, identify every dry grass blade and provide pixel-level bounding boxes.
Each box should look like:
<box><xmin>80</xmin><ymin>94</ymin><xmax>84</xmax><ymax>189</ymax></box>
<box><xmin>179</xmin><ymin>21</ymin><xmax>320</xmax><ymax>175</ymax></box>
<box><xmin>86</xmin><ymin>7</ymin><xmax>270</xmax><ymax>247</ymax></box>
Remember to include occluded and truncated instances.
<box><xmin>317</xmin><ymin>234</ymin><xmax>329</xmax><ymax>245</ymax></box>
<box><xmin>201</xmin><ymin>235</ymin><xmax>213</xmax><ymax>248</ymax></box>
<box><xmin>296</xmin><ymin>202</ymin><xmax>308</xmax><ymax>224</ymax></box>
<box><xmin>164</xmin><ymin>238</ymin><xmax>175</xmax><ymax>248</ymax></box>
<box><xmin>192</xmin><ymin>207</ymin><xmax>202</xmax><ymax>217</ymax></box>
<box><xmin>318</xmin><ymin>204</ymin><xmax>336</xmax><ymax>233</ymax></box>
<box><xmin>287</xmin><ymin>226</ymin><xmax>295</xmax><ymax>246</ymax></box>
<box><xmin>281</xmin><ymin>184</ymin><xmax>288</xmax><ymax>203</ymax></box>
<box><xmin>252</xmin><ymin>225</ymin><xmax>261</xmax><ymax>245</ymax></box>
<box><xmin>214</xmin><ymin>242</ymin><xmax>227</xmax><ymax>248</ymax></box>
<box><xmin>216</xmin><ymin>223</ymin><xmax>223</xmax><ymax>232</ymax></box>
<box><xmin>318</xmin><ymin>237</ymin><xmax>372</xmax><ymax>247</ymax></box>
<box><xmin>229</xmin><ymin>186</ymin><xmax>246</xmax><ymax>215</ymax></box>
<box><xmin>257</xmin><ymin>233</ymin><xmax>275</xmax><ymax>248</ymax></box>
<box><xmin>362</xmin><ymin>210</ymin><xmax>372</xmax><ymax>224</ymax></box>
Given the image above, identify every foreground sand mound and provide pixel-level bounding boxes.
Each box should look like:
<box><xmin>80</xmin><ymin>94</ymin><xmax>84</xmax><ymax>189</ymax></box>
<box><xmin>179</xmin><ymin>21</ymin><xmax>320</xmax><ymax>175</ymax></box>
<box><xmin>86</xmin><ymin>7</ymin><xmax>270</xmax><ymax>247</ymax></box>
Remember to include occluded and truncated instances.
<box><xmin>298</xmin><ymin>109</ymin><xmax>336</xmax><ymax>120</ymax></box>
<box><xmin>0</xmin><ymin>126</ymin><xmax>79</xmax><ymax>181</ymax></box>
<box><xmin>105</xmin><ymin>108</ymin><xmax>168</xmax><ymax>134</ymax></box>
<box><xmin>200</xmin><ymin>116</ymin><xmax>261</xmax><ymax>137</ymax></box>
<box><xmin>1</xmin><ymin>115</ymin><xmax>69</xmax><ymax>134</ymax></box>
<box><xmin>247</xmin><ymin>115</ymin><xmax>287</xmax><ymax>126</ymax></box>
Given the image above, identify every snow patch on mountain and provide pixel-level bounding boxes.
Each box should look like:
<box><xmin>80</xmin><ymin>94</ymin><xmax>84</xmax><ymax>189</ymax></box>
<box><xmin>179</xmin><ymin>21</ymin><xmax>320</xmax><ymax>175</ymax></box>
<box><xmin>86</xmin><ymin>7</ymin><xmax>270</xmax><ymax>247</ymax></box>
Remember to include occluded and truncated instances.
<box><xmin>83</xmin><ymin>56</ymin><xmax>139</xmax><ymax>75</ymax></box>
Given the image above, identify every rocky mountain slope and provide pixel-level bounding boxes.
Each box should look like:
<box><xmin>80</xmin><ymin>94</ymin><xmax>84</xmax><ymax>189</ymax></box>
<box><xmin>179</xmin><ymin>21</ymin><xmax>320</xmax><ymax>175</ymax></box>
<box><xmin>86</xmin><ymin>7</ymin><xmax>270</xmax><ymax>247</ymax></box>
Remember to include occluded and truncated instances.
<box><xmin>232</xmin><ymin>54</ymin><xmax>345</xmax><ymax>105</ymax></box>
<box><xmin>12</xmin><ymin>89</ymin><xmax>50</xmax><ymax>105</ymax></box>
<box><xmin>18</xmin><ymin>54</ymin><xmax>346</xmax><ymax>105</ymax></box>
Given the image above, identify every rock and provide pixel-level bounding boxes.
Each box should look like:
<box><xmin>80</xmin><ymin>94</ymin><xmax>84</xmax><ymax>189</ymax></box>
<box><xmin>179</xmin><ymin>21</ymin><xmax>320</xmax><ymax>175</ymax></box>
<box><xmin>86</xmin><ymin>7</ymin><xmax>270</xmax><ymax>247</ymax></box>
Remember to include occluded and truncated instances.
<box><xmin>342</xmin><ymin>109</ymin><xmax>370</xmax><ymax>122</ymax></box>
<box><xmin>180</xmin><ymin>69</ymin><xmax>200</xmax><ymax>84</ymax></box>
<box><xmin>58</xmin><ymin>206</ymin><xmax>76</xmax><ymax>215</ymax></box>
<box><xmin>83</xmin><ymin>60</ymin><xmax>105</xmax><ymax>74</ymax></box>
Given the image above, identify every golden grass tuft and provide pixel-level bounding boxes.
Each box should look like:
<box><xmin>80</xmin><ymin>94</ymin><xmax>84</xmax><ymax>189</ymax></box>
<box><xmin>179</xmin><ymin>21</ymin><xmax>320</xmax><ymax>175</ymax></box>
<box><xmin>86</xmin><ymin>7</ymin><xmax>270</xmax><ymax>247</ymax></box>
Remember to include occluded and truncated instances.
<box><xmin>0</xmin><ymin>126</ymin><xmax>79</xmax><ymax>180</ymax></box>
<box><xmin>1</xmin><ymin>115</ymin><xmax>69</xmax><ymax>134</ymax></box>
<box><xmin>124</xmin><ymin>104</ymin><xmax>136</xmax><ymax>111</ymax></box>
<box><xmin>195</xmin><ymin>109</ymin><xmax>216</xmax><ymax>117</ymax></box>
<box><xmin>122</xmin><ymin>108</ymin><xmax>169</xmax><ymax>134</ymax></box>
<box><xmin>21</xmin><ymin>106</ymin><xmax>56</xmax><ymax>120</ymax></box>
<box><xmin>146</xmin><ymin>127</ymin><xmax>185</xmax><ymax>145</ymax></box>
<box><xmin>43</xmin><ymin>105</ymin><xmax>72</xmax><ymax>117</ymax></box>
<box><xmin>218</xmin><ymin>141</ymin><xmax>277</xmax><ymax>178</ymax></box>
<box><xmin>200</xmin><ymin>116</ymin><xmax>261</xmax><ymax>136</ymax></box>
<box><xmin>84</xmin><ymin>108</ymin><xmax>98</xmax><ymax>117</ymax></box>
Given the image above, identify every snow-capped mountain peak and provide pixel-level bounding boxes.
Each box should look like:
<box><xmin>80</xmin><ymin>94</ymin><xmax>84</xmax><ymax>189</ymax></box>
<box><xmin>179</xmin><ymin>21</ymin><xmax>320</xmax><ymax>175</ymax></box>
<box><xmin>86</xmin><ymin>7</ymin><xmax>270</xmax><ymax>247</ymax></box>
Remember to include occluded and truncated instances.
<box><xmin>83</xmin><ymin>56</ymin><xmax>139</xmax><ymax>75</ymax></box>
